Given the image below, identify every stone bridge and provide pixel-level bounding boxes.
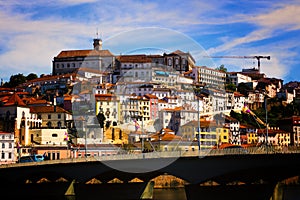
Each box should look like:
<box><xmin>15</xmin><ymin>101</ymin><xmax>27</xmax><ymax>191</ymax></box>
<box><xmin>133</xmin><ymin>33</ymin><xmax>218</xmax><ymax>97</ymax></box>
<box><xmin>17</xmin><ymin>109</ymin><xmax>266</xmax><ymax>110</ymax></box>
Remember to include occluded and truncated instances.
<box><xmin>1</xmin><ymin>148</ymin><xmax>300</xmax><ymax>185</ymax></box>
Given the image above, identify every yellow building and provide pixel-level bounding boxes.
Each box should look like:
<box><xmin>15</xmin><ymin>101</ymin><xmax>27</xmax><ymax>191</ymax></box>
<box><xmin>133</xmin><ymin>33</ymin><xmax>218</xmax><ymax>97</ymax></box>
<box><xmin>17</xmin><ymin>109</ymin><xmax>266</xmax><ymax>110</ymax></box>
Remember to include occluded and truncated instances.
<box><xmin>104</xmin><ymin>126</ymin><xmax>129</xmax><ymax>145</ymax></box>
<box><xmin>180</xmin><ymin>120</ymin><xmax>220</xmax><ymax>149</ymax></box>
<box><xmin>247</xmin><ymin>132</ymin><xmax>258</xmax><ymax>144</ymax></box>
<box><xmin>216</xmin><ymin>127</ymin><xmax>230</xmax><ymax>144</ymax></box>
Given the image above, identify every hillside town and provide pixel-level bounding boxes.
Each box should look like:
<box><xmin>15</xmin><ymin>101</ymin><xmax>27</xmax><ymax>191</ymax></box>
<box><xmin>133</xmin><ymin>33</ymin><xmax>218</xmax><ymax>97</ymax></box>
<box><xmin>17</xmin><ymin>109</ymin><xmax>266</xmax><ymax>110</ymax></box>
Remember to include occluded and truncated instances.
<box><xmin>1</xmin><ymin>37</ymin><xmax>300</xmax><ymax>164</ymax></box>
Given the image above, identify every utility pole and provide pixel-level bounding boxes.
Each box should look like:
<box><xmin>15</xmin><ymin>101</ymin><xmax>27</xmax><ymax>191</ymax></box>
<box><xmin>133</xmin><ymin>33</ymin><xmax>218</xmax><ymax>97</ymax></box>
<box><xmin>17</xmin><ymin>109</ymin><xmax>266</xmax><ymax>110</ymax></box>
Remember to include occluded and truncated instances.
<box><xmin>193</xmin><ymin>79</ymin><xmax>204</xmax><ymax>156</ymax></box>
<box><xmin>265</xmin><ymin>96</ymin><xmax>269</xmax><ymax>154</ymax></box>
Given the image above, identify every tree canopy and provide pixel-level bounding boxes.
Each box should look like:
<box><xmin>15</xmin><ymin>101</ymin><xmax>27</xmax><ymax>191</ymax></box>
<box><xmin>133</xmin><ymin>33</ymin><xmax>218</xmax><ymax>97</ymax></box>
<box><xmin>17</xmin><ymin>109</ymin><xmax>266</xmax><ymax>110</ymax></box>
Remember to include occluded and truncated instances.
<box><xmin>2</xmin><ymin>73</ymin><xmax>38</xmax><ymax>88</ymax></box>
<box><xmin>215</xmin><ymin>64</ymin><xmax>227</xmax><ymax>72</ymax></box>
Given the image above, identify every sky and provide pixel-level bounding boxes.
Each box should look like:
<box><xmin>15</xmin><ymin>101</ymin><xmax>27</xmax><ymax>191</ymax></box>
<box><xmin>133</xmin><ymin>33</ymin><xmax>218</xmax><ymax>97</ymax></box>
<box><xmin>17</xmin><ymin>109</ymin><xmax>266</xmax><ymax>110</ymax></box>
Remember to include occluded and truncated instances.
<box><xmin>0</xmin><ymin>0</ymin><xmax>300</xmax><ymax>83</ymax></box>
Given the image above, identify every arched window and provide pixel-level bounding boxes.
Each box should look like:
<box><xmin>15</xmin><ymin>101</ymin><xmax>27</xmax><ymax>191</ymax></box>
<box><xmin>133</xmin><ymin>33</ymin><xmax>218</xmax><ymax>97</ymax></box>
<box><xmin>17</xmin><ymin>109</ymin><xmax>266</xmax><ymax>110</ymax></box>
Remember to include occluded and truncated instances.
<box><xmin>2</xmin><ymin>143</ymin><xmax>5</xmax><ymax>148</ymax></box>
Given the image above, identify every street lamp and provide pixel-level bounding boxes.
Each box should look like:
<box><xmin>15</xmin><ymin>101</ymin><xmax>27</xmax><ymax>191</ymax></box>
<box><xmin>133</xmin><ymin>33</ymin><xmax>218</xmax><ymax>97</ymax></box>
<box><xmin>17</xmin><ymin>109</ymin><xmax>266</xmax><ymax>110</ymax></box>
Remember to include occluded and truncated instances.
<box><xmin>81</xmin><ymin>116</ymin><xmax>87</xmax><ymax>158</ymax></box>
<box><xmin>264</xmin><ymin>95</ymin><xmax>269</xmax><ymax>154</ymax></box>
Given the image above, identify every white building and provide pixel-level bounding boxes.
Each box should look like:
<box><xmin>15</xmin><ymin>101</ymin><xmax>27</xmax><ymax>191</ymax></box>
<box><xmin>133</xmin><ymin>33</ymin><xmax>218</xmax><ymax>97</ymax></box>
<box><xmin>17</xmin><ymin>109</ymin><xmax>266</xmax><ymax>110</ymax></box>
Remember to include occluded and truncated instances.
<box><xmin>193</xmin><ymin>66</ymin><xmax>226</xmax><ymax>88</ymax></box>
<box><xmin>226</xmin><ymin>72</ymin><xmax>252</xmax><ymax>86</ymax></box>
<box><xmin>152</xmin><ymin>88</ymin><xmax>172</xmax><ymax>99</ymax></box>
<box><xmin>0</xmin><ymin>131</ymin><xmax>15</xmax><ymax>164</ymax></box>
<box><xmin>52</xmin><ymin>38</ymin><xmax>115</xmax><ymax>76</ymax></box>
<box><xmin>29</xmin><ymin>129</ymin><xmax>68</xmax><ymax>146</ymax></box>
<box><xmin>0</xmin><ymin>93</ymin><xmax>42</xmax><ymax>147</ymax></box>
<box><xmin>116</xmin><ymin>55</ymin><xmax>152</xmax><ymax>83</ymax></box>
<box><xmin>226</xmin><ymin>91</ymin><xmax>247</xmax><ymax>112</ymax></box>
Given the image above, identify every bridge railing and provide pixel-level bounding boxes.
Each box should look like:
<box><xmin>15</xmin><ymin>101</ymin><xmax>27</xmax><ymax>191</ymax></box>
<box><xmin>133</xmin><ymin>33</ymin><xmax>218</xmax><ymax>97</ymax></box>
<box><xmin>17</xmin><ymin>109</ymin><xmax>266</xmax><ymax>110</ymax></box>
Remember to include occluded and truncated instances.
<box><xmin>3</xmin><ymin>147</ymin><xmax>300</xmax><ymax>168</ymax></box>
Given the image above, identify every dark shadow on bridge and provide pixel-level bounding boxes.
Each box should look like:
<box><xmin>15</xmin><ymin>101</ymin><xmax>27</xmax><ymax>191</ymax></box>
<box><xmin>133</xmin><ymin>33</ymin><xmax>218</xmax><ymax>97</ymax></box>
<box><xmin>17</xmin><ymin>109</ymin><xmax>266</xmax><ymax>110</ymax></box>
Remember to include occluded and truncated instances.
<box><xmin>1</xmin><ymin>153</ymin><xmax>300</xmax><ymax>185</ymax></box>
<box><xmin>1</xmin><ymin>153</ymin><xmax>300</xmax><ymax>200</ymax></box>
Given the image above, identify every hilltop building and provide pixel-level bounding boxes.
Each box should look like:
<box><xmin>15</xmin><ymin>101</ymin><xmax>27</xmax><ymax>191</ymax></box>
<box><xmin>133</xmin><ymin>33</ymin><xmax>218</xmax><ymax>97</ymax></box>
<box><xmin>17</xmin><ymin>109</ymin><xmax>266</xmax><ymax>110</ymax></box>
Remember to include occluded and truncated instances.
<box><xmin>52</xmin><ymin>38</ymin><xmax>115</xmax><ymax>76</ymax></box>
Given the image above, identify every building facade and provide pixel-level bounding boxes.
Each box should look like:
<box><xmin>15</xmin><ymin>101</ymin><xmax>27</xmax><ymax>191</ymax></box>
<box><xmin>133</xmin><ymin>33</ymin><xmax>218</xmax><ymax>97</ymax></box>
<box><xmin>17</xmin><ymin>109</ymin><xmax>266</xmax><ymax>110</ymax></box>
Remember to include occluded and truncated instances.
<box><xmin>0</xmin><ymin>131</ymin><xmax>15</xmax><ymax>164</ymax></box>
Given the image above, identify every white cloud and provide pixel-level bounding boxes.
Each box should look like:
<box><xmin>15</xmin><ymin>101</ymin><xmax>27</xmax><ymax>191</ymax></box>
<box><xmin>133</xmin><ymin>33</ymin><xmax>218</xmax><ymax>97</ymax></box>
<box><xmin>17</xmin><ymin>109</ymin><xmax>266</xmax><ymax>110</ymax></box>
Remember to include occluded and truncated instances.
<box><xmin>0</xmin><ymin>0</ymin><xmax>299</xmax><ymax>83</ymax></box>
<box><xmin>253</xmin><ymin>5</ymin><xmax>300</xmax><ymax>30</ymax></box>
<box><xmin>0</xmin><ymin>10</ymin><xmax>94</xmax><ymax>80</ymax></box>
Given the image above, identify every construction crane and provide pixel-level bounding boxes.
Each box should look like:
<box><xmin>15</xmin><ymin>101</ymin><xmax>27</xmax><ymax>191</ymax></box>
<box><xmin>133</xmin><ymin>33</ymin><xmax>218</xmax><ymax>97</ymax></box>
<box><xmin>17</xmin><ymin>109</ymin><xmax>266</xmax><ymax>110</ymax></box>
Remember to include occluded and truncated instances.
<box><xmin>241</xmin><ymin>104</ymin><xmax>267</xmax><ymax>127</ymax></box>
<box><xmin>205</xmin><ymin>55</ymin><xmax>271</xmax><ymax>73</ymax></box>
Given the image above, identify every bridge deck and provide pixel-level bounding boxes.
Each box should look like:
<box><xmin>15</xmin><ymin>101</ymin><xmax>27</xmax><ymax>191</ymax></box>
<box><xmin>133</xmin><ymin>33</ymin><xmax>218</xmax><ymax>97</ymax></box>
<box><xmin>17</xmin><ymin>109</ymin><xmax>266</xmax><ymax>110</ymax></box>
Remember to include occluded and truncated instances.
<box><xmin>2</xmin><ymin>146</ymin><xmax>299</xmax><ymax>168</ymax></box>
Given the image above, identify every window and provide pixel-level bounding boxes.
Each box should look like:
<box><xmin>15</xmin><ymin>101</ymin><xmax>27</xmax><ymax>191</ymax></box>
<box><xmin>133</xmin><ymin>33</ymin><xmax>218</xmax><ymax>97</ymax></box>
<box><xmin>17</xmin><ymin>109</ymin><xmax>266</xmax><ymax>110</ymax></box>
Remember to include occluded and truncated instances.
<box><xmin>168</xmin><ymin>58</ymin><xmax>172</xmax><ymax>66</ymax></box>
<box><xmin>47</xmin><ymin>121</ymin><xmax>52</xmax><ymax>128</ymax></box>
<box><xmin>1</xmin><ymin>152</ymin><xmax>4</xmax><ymax>159</ymax></box>
<box><xmin>8</xmin><ymin>153</ymin><xmax>11</xmax><ymax>159</ymax></box>
<box><xmin>58</xmin><ymin>114</ymin><xmax>61</xmax><ymax>119</ymax></box>
<box><xmin>2</xmin><ymin>143</ymin><xmax>4</xmax><ymax>148</ymax></box>
<box><xmin>9</xmin><ymin>143</ymin><xmax>12</xmax><ymax>148</ymax></box>
<box><xmin>52</xmin><ymin>133</ymin><xmax>58</xmax><ymax>137</ymax></box>
<box><xmin>48</xmin><ymin>114</ymin><xmax>51</xmax><ymax>119</ymax></box>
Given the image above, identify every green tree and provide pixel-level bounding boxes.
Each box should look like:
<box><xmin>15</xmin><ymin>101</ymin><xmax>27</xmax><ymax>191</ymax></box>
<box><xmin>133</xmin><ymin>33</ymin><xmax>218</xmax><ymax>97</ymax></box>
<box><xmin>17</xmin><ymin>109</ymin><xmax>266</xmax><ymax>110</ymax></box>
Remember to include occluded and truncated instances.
<box><xmin>237</xmin><ymin>83</ymin><xmax>252</xmax><ymax>96</ymax></box>
<box><xmin>26</xmin><ymin>73</ymin><xmax>38</xmax><ymax>81</ymax></box>
<box><xmin>215</xmin><ymin>64</ymin><xmax>227</xmax><ymax>72</ymax></box>
<box><xmin>225</xmin><ymin>83</ymin><xmax>237</xmax><ymax>92</ymax></box>
<box><xmin>7</xmin><ymin>73</ymin><xmax>27</xmax><ymax>87</ymax></box>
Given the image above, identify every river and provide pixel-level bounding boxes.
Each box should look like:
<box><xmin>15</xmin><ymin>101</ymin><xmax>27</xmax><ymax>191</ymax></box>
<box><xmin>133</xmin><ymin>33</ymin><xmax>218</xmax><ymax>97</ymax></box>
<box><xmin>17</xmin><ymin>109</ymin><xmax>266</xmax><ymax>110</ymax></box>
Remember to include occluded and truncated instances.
<box><xmin>153</xmin><ymin>188</ymin><xmax>187</xmax><ymax>200</ymax></box>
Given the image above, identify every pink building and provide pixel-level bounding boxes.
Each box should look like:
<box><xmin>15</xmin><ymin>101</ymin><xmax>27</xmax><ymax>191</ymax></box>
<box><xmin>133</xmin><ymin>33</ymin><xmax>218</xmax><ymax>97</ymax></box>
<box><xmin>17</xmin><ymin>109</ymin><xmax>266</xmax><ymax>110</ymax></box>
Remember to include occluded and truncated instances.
<box><xmin>144</xmin><ymin>94</ymin><xmax>158</xmax><ymax>120</ymax></box>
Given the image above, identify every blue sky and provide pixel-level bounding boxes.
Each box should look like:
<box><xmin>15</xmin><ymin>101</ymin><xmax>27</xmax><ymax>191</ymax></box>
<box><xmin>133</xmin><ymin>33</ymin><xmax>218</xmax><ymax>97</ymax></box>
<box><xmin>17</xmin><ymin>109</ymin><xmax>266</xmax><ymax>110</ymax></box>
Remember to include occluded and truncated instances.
<box><xmin>0</xmin><ymin>0</ymin><xmax>300</xmax><ymax>83</ymax></box>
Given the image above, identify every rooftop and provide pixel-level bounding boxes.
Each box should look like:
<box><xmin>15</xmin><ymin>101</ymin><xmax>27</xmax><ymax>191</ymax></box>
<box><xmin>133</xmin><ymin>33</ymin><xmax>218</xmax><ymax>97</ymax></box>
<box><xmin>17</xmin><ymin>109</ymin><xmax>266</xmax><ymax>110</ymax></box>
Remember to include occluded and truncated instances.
<box><xmin>56</xmin><ymin>49</ymin><xmax>114</xmax><ymax>58</ymax></box>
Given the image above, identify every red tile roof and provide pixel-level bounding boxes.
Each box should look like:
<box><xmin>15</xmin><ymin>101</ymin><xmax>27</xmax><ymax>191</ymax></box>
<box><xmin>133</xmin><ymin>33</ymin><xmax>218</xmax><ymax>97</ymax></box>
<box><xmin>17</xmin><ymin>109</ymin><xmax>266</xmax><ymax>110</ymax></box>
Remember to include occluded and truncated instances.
<box><xmin>30</xmin><ymin>105</ymin><xmax>70</xmax><ymax>114</ymax></box>
<box><xmin>116</xmin><ymin>55</ymin><xmax>152</xmax><ymax>63</ymax></box>
<box><xmin>182</xmin><ymin>120</ymin><xmax>218</xmax><ymax>128</ymax></box>
<box><xmin>144</xmin><ymin>94</ymin><xmax>158</xmax><ymax>99</ymax></box>
<box><xmin>234</xmin><ymin>92</ymin><xmax>244</xmax><ymax>97</ymax></box>
<box><xmin>257</xmin><ymin>128</ymin><xmax>288</xmax><ymax>135</ymax></box>
<box><xmin>56</xmin><ymin>49</ymin><xmax>114</xmax><ymax>58</ymax></box>
<box><xmin>95</xmin><ymin>94</ymin><xmax>118</xmax><ymax>101</ymax></box>
<box><xmin>4</xmin><ymin>93</ymin><xmax>26</xmax><ymax>107</ymax></box>
<box><xmin>0</xmin><ymin>131</ymin><xmax>11</xmax><ymax>135</ymax></box>
<box><xmin>27</xmin><ymin>73</ymin><xmax>75</xmax><ymax>84</ymax></box>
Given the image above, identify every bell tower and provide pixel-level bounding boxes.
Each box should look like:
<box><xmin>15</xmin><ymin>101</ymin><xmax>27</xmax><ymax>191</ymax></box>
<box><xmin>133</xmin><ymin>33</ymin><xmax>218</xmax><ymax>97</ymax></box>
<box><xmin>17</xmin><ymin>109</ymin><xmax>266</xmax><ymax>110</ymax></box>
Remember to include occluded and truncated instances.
<box><xmin>93</xmin><ymin>38</ymin><xmax>102</xmax><ymax>50</ymax></box>
<box><xmin>93</xmin><ymin>29</ymin><xmax>102</xmax><ymax>50</ymax></box>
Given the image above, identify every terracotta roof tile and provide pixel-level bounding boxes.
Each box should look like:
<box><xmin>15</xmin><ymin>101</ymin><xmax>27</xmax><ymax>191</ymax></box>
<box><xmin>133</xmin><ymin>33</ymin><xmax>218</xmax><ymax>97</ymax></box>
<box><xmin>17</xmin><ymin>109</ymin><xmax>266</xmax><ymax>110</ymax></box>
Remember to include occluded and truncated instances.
<box><xmin>30</xmin><ymin>105</ymin><xmax>69</xmax><ymax>114</ymax></box>
<box><xmin>144</xmin><ymin>94</ymin><xmax>158</xmax><ymax>99</ymax></box>
<box><xmin>27</xmin><ymin>73</ymin><xmax>75</xmax><ymax>83</ymax></box>
<box><xmin>4</xmin><ymin>93</ymin><xmax>26</xmax><ymax>107</ymax></box>
<box><xmin>56</xmin><ymin>49</ymin><xmax>114</xmax><ymax>58</ymax></box>
<box><xmin>116</xmin><ymin>55</ymin><xmax>152</xmax><ymax>63</ymax></box>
